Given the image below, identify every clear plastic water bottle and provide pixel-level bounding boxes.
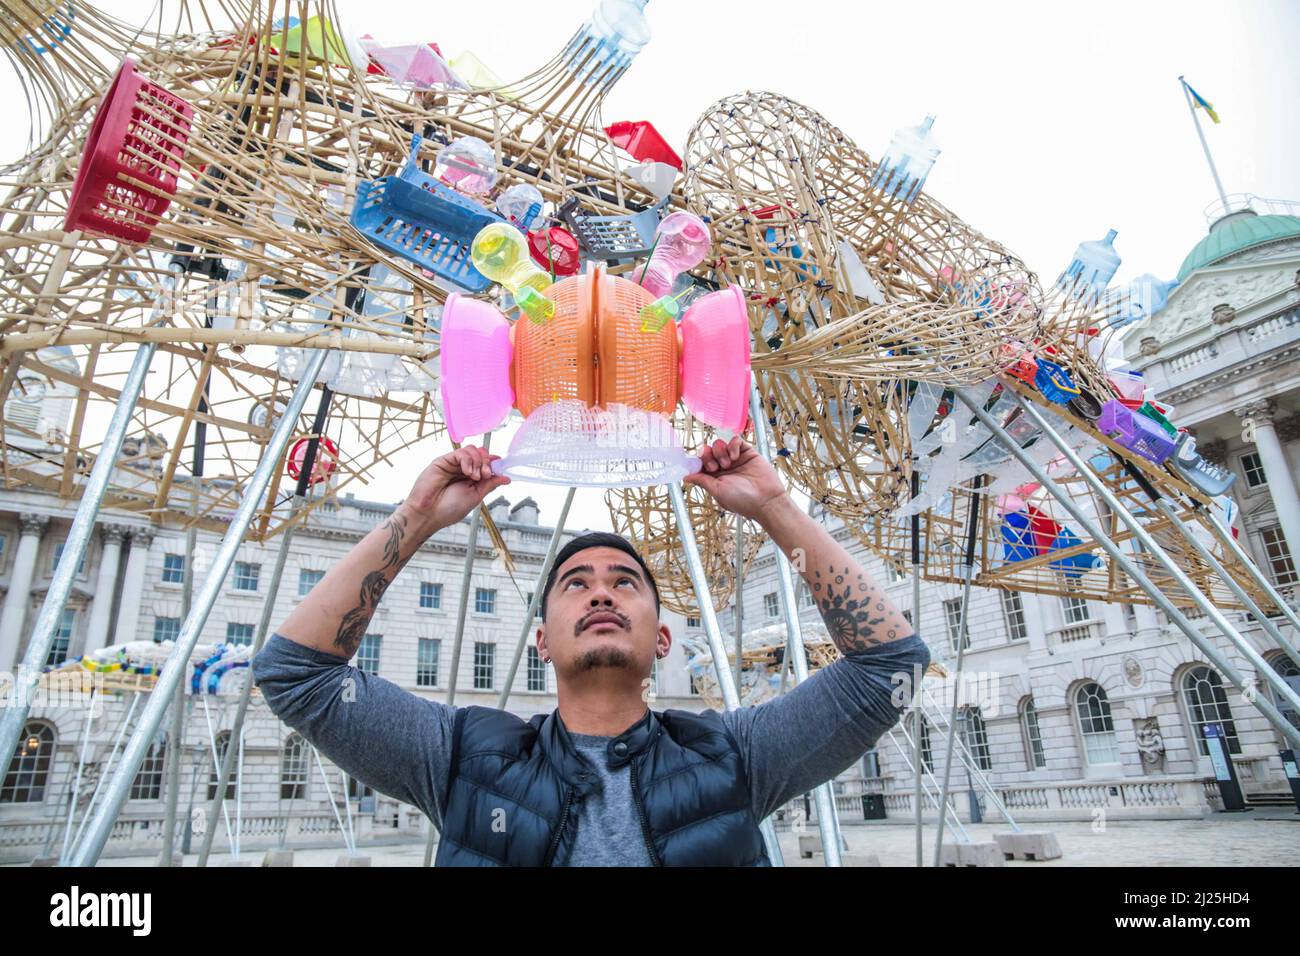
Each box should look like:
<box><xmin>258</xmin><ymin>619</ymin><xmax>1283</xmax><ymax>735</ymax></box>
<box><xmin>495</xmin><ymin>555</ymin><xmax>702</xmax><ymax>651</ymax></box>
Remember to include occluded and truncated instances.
<box><xmin>496</xmin><ymin>183</ymin><xmax>545</xmax><ymax>230</ymax></box>
<box><xmin>639</xmin><ymin>211</ymin><xmax>711</xmax><ymax>298</ymax></box>
<box><xmin>1057</xmin><ymin>229</ymin><xmax>1121</xmax><ymax>306</ymax></box>
<box><xmin>435</xmin><ymin>136</ymin><xmax>498</xmax><ymax>194</ymax></box>
<box><xmin>870</xmin><ymin>115</ymin><xmax>940</xmax><ymax>204</ymax></box>
<box><xmin>563</xmin><ymin>0</ymin><xmax>651</xmax><ymax>85</ymax></box>
<box><xmin>1106</xmin><ymin>273</ymin><xmax>1177</xmax><ymax>327</ymax></box>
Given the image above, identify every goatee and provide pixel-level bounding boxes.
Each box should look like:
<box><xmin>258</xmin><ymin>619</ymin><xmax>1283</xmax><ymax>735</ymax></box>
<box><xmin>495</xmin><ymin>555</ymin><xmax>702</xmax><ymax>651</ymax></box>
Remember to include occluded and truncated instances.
<box><xmin>573</xmin><ymin>646</ymin><xmax>637</xmax><ymax>673</ymax></box>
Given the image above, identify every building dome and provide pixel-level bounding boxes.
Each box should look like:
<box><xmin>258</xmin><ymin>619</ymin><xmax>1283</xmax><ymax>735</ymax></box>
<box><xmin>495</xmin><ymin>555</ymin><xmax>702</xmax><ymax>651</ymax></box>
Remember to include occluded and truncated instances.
<box><xmin>1176</xmin><ymin>209</ymin><xmax>1300</xmax><ymax>282</ymax></box>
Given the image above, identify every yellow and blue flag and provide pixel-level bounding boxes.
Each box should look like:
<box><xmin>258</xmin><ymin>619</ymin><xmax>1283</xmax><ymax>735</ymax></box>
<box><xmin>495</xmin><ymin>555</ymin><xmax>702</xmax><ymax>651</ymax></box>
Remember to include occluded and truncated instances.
<box><xmin>1181</xmin><ymin>77</ymin><xmax>1221</xmax><ymax>123</ymax></box>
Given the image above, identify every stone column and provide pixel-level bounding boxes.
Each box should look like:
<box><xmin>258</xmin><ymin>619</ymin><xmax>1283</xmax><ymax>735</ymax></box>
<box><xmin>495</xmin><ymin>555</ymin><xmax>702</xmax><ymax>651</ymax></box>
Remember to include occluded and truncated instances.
<box><xmin>0</xmin><ymin>515</ymin><xmax>49</xmax><ymax>670</ymax></box>
<box><xmin>112</xmin><ymin>528</ymin><xmax>154</xmax><ymax>644</ymax></box>
<box><xmin>1236</xmin><ymin>400</ymin><xmax>1300</xmax><ymax>574</ymax></box>
<box><xmin>83</xmin><ymin>524</ymin><xmax>128</xmax><ymax>653</ymax></box>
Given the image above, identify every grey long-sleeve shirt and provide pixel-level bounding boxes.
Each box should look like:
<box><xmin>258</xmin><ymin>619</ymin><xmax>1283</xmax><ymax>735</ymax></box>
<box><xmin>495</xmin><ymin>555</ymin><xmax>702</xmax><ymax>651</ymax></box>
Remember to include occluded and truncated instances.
<box><xmin>251</xmin><ymin>631</ymin><xmax>931</xmax><ymax>865</ymax></box>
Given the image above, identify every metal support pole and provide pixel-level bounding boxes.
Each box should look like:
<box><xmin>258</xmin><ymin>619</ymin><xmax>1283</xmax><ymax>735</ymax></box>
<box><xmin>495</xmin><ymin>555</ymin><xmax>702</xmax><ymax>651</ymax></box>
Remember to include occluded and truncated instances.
<box><xmin>312</xmin><ymin>746</ymin><xmax>353</xmax><ymax>854</ymax></box>
<box><xmin>198</xmin><ymin>386</ymin><xmax>333</xmax><ymax>866</ymax></box>
<box><xmin>1148</xmin><ymin>496</ymin><xmax>1300</xmax><ymax>672</ymax></box>
<box><xmin>734</xmin><ymin>516</ymin><xmax>745</xmax><ymax>690</ymax></box>
<box><xmin>1202</xmin><ymin>508</ymin><xmax>1300</xmax><ymax>639</ymax></box>
<box><xmin>58</xmin><ymin>686</ymin><xmax>98</xmax><ymax>865</ymax></box>
<box><xmin>1009</xmin><ymin>393</ymin><xmax>1300</xmax><ymax>722</ymax></box>
<box><xmin>70</xmin><ymin>691</ymin><xmax>142</xmax><ymax>856</ymax></box>
<box><xmin>746</xmin><ymin>377</ymin><xmax>842</xmax><ymax>866</ymax></box>
<box><xmin>910</xmin><ymin>470</ymin><xmax>924</xmax><ymax>867</ymax></box>
<box><xmin>919</xmin><ymin>684</ymin><xmax>1020</xmax><ymax>829</ymax></box>
<box><xmin>445</xmin><ymin>433</ymin><xmax>490</xmax><ymax>707</ymax></box>
<box><xmin>69</xmin><ymin>349</ymin><xmax>329</xmax><ymax>866</ymax></box>
<box><xmin>885</xmin><ymin>726</ymin><xmax>971</xmax><ymax>843</ymax></box>
<box><xmin>497</xmin><ymin>487</ymin><xmax>575</xmax><ymax>709</ymax></box>
<box><xmin>933</xmin><ymin>474</ymin><xmax>984</xmax><ymax>867</ymax></box>
<box><xmin>669</xmin><ymin>483</ymin><xmax>785</xmax><ymax>866</ymax></box>
<box><xmin>0</xmin><ymin>343</ymin><xmax>158</xmax><ymax>782</ymax></box>
<box><xmin>958</xmin><ymin>389</ymin><xmax>1300</xmax><ymax>751</ymax></box>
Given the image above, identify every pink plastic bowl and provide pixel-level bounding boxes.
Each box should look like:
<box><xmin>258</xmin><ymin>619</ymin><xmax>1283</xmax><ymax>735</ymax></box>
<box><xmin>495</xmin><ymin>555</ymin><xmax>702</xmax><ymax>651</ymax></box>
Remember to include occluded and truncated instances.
<box><xmin>679</xmin><ymin>285</ymin><xmax>752</xmax><ymax>432</ymax></box>
<box><xmin>439</xmin><ymin>293</ymin><xmax>515</xmax><ymax>442</ymax></box>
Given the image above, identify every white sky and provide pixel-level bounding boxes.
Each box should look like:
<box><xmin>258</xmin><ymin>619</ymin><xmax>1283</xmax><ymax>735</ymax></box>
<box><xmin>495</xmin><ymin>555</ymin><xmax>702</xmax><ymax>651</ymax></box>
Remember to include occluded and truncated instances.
<box><xmin>4</xmin><ymin>0</ymin><xmax>1299</xmax><ymax>533</ymax></box>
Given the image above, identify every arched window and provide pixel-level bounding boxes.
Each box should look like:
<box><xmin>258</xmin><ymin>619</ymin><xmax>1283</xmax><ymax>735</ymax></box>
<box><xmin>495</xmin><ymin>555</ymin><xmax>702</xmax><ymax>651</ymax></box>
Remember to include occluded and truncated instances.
<box><xmin>129</xmin><ymin>733</ymin><xmax>167</xmax><ymax>801</ymax></box>
<box><xmin>1075</xmin><ymin>682</ymin><xmax>1120</xmax><ymax>765</ymax></box>
<box><xmin>960</xmin><ymin>706</ymin><xmax>992</xmax><ymax>771</ymax></box>
<box><xmin>207</xmin><ymin>730</ymin><xmax>236</xmax><ymax>801</ymax></box>
<box><xmin>1266</xmin><ymin>652</ymin><xmax>1300</xmax><ymax>731</ymax></box>
<box><xmin>2</xmin><ymin>721</ymin><xmax>55</xmax><ymax>803</ymax></box>
<box><xmin>281</xmin><ymin>734</ymin><xmax>309</xmax><ymax>801</ymax></box>
<box><xmin>1181</xmin><ymin>665</ymin><xmax>1242</xmax><ymax>756</ymax></box>
<box><xmin>1020</xmin><ymin>697</ymin><xmax>1047</xmax><ymax>770</ymax></box>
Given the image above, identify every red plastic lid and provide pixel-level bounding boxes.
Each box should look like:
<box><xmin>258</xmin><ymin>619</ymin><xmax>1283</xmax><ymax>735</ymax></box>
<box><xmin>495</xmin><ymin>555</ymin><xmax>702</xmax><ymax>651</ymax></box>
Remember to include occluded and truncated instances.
<box><xmin>528</xmin><ymin>226</ymin><xmax>581</xmax><ymax>277</ymax></box>
<box><xmin>603</xmin><ymin>120</ymin><xmax>682</xmax><ymax>171</ymax></box>
<box><xmin>287</xmin><ymin>436</ymin><xmax>339</xmax><ymax>484</ymax></box>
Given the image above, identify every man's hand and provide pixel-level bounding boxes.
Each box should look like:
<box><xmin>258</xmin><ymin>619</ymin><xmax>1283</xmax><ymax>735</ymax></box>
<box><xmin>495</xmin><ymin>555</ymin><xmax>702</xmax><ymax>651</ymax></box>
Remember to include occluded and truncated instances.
<box><xmin>397</xmin><ymin>445</ymin><xmax>510</xmax><ymax>536</ymax></box>
<box><xmin>682</xmin><ymin>436</ymin><xmax>787</xmax><ymax>522</ymax></box>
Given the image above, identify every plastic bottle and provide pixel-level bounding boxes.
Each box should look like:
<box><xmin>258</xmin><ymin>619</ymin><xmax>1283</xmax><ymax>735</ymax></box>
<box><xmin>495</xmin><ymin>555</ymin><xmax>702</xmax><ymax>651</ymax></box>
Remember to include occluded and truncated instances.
<box><xmin>563</xmin><ymin>0</ymin><xmax>651</xmax><ymax>85</ymax></box>
<box><xmin>471</xmin><ymin>223</ymin><xmax>555</xmax><ymax>322</ymax></box>
<box><xmin>1107</xmin><ymin>273</ymin><xmax>1177</xmax><ymax>328</ymax></box>
<box><xmin>1057</xmin><ymin>229</ymin><xmax>1120</xmax><ymax>305</ymax></box>
<box><xmin>496</xmin><ymin>183</ymin><xmax>544</xmax><ymax>230</ymax></box>
<box><xmin>870</xmin><ymin>115</ymin><xmax>941</xmax><ymax>204</ymax></box>
<box><xmin>435</xmin><ymin>136</ymin><xmax>498</xmax><ymax>194</ymax></box>
<box><xmin>639</xmin><ymin>211</ymin><xmax>711</xmax><ymax>298</ymax></box>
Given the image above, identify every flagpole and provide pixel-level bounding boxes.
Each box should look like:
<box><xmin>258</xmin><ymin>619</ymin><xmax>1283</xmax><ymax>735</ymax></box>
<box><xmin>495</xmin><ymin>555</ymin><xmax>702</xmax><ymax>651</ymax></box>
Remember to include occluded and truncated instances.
<box><xmin>1179</xmin><ymin>75</ymin><xmax>1230</xmax><ymax>210</ymax></box>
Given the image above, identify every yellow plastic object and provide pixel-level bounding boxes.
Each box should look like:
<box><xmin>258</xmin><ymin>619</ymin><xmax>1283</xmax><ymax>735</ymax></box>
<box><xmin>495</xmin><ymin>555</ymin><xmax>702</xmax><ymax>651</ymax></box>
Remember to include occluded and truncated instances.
<box><xmin>449</xmin><ymin>50</ymin><xmax>516</xmax><ymax>98</ymax></box>
<box><xmin>638</xmin><ymin>289</ymin><xmax>690</xmax><ymax>332</ymax></box>
<box><xmin>471</xmin><ymin>223</ymin><xmax>555</xmax><ymax>323</ymax></box>
<box><xmin>269</xmin><ymin>16</ymin><xmax>366</xmax><ymax>70</ymax></box>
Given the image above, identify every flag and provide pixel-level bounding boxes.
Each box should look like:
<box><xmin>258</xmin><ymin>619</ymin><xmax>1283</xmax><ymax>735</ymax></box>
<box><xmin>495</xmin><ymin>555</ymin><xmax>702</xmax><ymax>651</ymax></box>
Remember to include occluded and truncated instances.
<box><xmin>1181</xmin><ymin>78</ymin><xmax>1221</xmax><ymax>124</ymax></box>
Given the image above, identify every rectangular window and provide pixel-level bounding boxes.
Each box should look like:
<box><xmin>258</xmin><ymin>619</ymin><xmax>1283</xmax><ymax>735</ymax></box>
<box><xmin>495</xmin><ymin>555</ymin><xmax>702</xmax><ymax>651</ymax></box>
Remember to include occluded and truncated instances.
<box><xmin>51</xmin><ymin>540</ymin><xmax>88</xmax><ymax>577</ymax></box>
<box><xmin>686</xmin><ymin>615</ymin><xmax>701</xmax><ymax>628</ymax></box>
<box><xmin>419</xmin><ymin>581</ymin><xmax>443</xmax><ymax>610</ymax></box>
<box><xmin>474</xmin><ymin>587</ymin><xmax>496</xmax><ymax>615</ymax></box>
<box><xmin>162</xmin><ymin>553</ymin><xmax>186</xmax><ymax>584</ymax></box>
<box><xmin>153</xmin><ymin>617</ymin><xmax>181</xmax><ymax>643</ymax></box>
<box><xmin>527</xmin><ymin>591</ymin><xmax>540</xmax><ymax>619</ymax></box>
<box><xmin>1061</xmin><ymin>593</ymin><xmax>1091</xmax><ymax>625</ymax></box>
<box><xmin>801</xmin><ymin>584</ymin><xmax>816</xmax><ymax>608</ymax></box>
<box><xmin>1000</xmin><ymin>589</ymin><xmax>1028</xmax><ymax>641</ymax></box>
<box><xmin>1261</xmin><ymin>526</ymin><xmax>1298</xmax><ymax>586</ymax></box>
<box><xmin>689</xmin><ymin>672</ymin><xmax>702</xmax><ymax>696</ymax></box>
<box><xmin>233</xmin><ymin>561</ymin><xmax>260</xmax><ymax>592</ymax></box>
<box><xmin>45</xmin><ymin>608</ymin><xmax>75</xmax><ymax>668</ymax></box>
<box><xmin>298</xmin><ymin>568</ymin><xmax>325</xmax><ymax>596</ymax></box>
<box><xmin>901</xmin><ymin>609</ymin><xmax>913</xmax><ymax>625</ymax></box>
<box><xmin>225</xmin><ymin>622</ymin><xmax>255</xmax><ymax>646</ymax></box>
<box><xmin>526</xmin><ymin>646</ymin><xmax>547</xmax><ymax>692</ymax></box>
<box><xmin>764</xmin><ymin>592</ymin><xmax>780</xmax><ymax>619</ymax></box>
<box><xmin>416</xmin><ymin>638</ymin><xmax>440</xmax><ymax>687</ymax></box>
<box><xmin>1240</xmin><ymin>451</ymin><xmax>1267</xmax><ymax>489</ymax></box>
<box><xmin>473</xmin><ymin>642</ymin><xmax>495</xmax><ymax>690</ymax></box>
<box><xmin>0</xmin><ymin>533</ymin><xmax>7</xmax><ymax>566</ymax></box>
<box><xmin>943</xmin><ymin>598</ymin><xmax>968</xmax><ymax>652</ymax></box>
<box><xmin>130</xmin><ymin>735</ymin><xmax>167</xmax><ymax>801</ymax></box>
<box><xmin>356</xmin><ymin>634</ymin><xmax>382</xmax><ymax>675</ymax></box>
<box><xmin>886</xmin><ymin>562</ymin><xmax>906</xmax><ymax>584</ymax></box>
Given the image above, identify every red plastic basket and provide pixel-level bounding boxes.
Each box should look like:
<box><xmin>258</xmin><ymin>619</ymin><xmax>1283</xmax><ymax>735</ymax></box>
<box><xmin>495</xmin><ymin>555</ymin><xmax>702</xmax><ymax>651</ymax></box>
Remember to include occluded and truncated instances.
<box><xmin>65</xmin><ymin>57</ymin><xmax>195</xmax><ymax>243</ymax></box>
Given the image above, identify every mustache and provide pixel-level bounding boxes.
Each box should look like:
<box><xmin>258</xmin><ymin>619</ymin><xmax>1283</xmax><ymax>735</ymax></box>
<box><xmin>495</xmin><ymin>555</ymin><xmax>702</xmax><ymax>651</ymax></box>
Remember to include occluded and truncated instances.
<box><xmin>574</xmin><ymin>609</ymin><xmax>631</xmax><ymax>635</ymax></box>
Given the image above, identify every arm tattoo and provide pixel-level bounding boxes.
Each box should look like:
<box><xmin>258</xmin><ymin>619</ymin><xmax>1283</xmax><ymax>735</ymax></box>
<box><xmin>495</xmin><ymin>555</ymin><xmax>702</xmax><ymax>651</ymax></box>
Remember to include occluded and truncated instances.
<box><xmin>334</xmin><ymin>513</ymin><xmax>410</xmax><ymax>657</ymax></box>
<box><xmin>809</xmin><ymin>563</ymin><xmax>895</xmax><ymax>654</ymax></box>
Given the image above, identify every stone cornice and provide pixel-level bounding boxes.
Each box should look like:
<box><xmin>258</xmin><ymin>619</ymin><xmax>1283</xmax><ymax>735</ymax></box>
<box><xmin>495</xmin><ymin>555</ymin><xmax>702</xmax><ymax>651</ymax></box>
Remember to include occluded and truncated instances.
<box><xmin>1160</xmin><ymin>343</ymin><xmax>1300</xmax><ymax>407</ymax></box>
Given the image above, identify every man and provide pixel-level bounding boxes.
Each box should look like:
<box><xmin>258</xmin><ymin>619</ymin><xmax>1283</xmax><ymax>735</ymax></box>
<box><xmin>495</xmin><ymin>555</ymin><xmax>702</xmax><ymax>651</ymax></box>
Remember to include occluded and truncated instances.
<box><xmin>253</xmin><ymin>436</ymin><xmax>930</xmax><ymax>866</ymax></box>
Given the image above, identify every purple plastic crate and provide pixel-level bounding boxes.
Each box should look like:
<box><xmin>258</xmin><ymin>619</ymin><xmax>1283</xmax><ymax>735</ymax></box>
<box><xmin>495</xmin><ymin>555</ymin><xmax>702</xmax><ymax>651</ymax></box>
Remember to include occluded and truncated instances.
<box><xmin>1097</xmin><ymin>399</ymin><xmax>1176</xmax><ymax>464</ymax></box>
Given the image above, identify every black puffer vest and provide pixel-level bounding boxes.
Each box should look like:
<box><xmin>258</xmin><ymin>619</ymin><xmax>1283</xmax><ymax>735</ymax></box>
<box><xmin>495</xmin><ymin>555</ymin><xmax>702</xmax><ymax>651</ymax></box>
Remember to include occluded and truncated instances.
<box><xmin>434</xmin><ymin>705</ymin><xmax>770</xmax><ymax>866</ymax></box>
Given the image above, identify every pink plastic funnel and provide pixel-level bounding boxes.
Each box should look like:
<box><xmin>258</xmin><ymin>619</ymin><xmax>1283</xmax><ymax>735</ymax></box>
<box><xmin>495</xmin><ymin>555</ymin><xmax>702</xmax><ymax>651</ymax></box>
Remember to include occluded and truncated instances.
<box><xmin>439</xmin><ymin>294</ymin><xmax>514</xmax><ymax>441</ymax></box>
<box><xmin>679</xmin><ymin>285</ymin><xmax>752</xmax><ymax>432</ymax></box>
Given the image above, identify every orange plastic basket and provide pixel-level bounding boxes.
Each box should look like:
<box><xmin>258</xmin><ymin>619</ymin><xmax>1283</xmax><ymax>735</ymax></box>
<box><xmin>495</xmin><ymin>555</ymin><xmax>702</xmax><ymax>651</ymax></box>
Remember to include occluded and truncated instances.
<box><xmin>511</xmin><ymin>263</ymin><xmax>679</xmax><ymax>418</ymax></box>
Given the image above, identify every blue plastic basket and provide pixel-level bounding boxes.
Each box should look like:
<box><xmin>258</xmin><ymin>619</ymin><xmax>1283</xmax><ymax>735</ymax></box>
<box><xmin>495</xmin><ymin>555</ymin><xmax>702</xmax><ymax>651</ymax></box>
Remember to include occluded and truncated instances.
<box><xmin>352</xmin><ymin>135</ymin><xmax>504</xmax><ymax>292</ymax></box>
<box><xmin>559</xmin><ymin>195</ymin><xmax>667</xmax><ymax>262</ymax></box>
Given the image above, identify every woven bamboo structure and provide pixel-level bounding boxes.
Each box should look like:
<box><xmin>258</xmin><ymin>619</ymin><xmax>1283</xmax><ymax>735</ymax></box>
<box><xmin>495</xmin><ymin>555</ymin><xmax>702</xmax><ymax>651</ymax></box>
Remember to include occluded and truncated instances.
<box><xmin>0</xmin><ymin>1</ymin><xmax>1264</xmax><ymax>614</ymax></box>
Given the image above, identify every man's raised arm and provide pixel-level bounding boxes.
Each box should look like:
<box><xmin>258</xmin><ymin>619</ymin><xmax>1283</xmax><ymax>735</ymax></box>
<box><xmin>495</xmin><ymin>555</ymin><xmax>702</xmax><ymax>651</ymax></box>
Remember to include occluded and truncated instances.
<box><xmin>684</xmin><ymin>436</ymin><xmax>930</xmax><ymax>822</ymax></box>
<box><xmin>278</xmin><ymin>445</ymin><xmax>510</xmax><ymax>658</ymax></box>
